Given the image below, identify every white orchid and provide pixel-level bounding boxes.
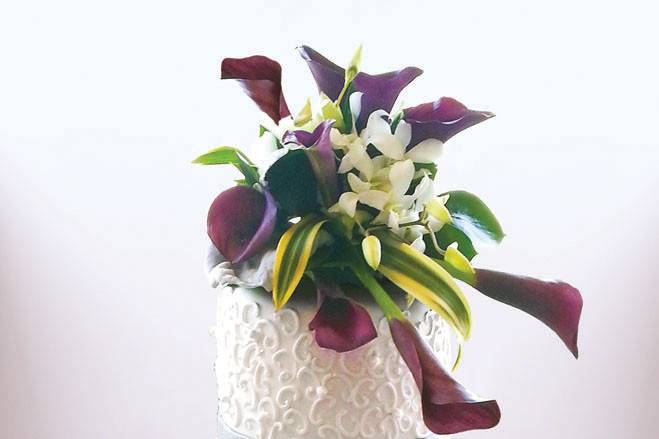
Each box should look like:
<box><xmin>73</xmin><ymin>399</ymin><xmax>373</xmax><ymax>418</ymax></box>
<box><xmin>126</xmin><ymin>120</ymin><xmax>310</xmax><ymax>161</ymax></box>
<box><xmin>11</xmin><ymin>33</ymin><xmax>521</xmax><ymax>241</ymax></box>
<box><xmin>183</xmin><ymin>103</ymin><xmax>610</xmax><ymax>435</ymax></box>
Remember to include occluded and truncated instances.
<box><xmin>328</xmin><ymin>106</ymin><xmax>446</xmax><ymax>240</ymax></box>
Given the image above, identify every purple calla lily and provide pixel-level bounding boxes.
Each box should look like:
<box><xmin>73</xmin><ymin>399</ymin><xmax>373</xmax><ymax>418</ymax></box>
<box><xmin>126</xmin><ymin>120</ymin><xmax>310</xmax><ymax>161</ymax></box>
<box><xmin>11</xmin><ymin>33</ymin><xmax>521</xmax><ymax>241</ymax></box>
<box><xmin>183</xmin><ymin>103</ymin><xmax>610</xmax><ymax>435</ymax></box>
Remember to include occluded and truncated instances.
<box><xmin>297</xmin><ymin>46</ymin><xmax>345</xmax><ymax>101</ymax></box>
<box><xmin>404</xmin><ymin>97</ymin><xmax>495</xmax><ymax>147</ymax></box>
<box><xmin>207</xmin><ymin>185</ymin><xmax>277</xmax><ymax>264</ymax></box>
<box><xmin>474</xmin><ymin>269</ymin><xmax>583</xmax><ymax>358</ymax></box>
<box><xmin>389</xmin><ymin>318</ymin><xmax>501</xmax><ymax>434</ymax></box>
<box><xmin>352</xmin><ymin>67</ymin><xmax>423</xmax><ymax>129</ymax></box>
<box><xmin>308</xmin><ymin>281</ymin><xmax>377</xmax><ymax>353</ymax></box>
<box><xmin>221</xmin><ymin>55</ymin><xmax>291</xmax><ymax>123</ymax></box>
<box><xmin>298</xmin><ymin>45</ymin><xmax>422</xmax><ymax>129</ymax></box>
<box><xmin>283</xmin><ymin>121</ymin><xmax>339</xmax><ymax>206</ymax></box>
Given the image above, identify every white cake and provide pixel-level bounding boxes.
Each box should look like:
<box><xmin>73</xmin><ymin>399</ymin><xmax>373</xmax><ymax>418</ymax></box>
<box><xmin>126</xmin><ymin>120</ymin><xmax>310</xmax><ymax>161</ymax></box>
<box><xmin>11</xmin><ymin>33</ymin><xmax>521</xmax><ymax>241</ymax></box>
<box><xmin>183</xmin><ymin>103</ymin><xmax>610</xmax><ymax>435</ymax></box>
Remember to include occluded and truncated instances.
<box><xmin>212</xmin><ymin>286</ymin><xmax>452</xmax><ymax>439</ymax></box>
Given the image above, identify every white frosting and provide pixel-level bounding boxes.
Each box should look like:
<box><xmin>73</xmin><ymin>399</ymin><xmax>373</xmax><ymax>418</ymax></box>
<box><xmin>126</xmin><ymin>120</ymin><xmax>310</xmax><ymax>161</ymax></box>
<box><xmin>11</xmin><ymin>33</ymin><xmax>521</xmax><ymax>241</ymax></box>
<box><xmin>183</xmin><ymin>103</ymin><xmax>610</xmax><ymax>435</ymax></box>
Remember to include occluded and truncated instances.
<box><xmin>214</xmin><ymin>286</ymin><xmax>452</xmax><ymax>439</ymax></box>
<box><xmin>206</xmin><ymin>245</ymin><xmax>276</xmax><ymax>291</ymax></box>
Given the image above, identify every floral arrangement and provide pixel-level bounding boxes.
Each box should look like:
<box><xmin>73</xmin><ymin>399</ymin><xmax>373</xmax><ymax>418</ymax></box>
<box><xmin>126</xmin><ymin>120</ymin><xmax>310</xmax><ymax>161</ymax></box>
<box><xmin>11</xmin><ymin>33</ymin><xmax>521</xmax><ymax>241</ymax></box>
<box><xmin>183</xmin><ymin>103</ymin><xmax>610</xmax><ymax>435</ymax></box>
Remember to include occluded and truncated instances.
<box><xmin>196</xmin><ymin>46</ymin><xmax>583</xmax><ymax>435</ymax></box>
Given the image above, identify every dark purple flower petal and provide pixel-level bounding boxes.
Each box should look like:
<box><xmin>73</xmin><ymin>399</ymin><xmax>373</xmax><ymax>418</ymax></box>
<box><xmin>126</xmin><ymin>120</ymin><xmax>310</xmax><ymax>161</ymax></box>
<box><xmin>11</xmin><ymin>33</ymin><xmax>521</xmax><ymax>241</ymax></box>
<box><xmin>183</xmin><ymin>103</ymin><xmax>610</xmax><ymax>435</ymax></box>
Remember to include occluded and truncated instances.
<box><xmin>353</xmin><ymin>67</ymin><xmax>423</xmax><ymax>129</ymax></box>
<box><xmin>207</xmin><ymin>186</ymin><xmax>277</xmax><ymax>264</ymax></box>
<box><xmin>474</xmin><ymin>269</ymin><xmax>583</xmax><ymax>358</ymax></box>
<box><xmin>297</xmin><ymin>45</ymin><xmax>345</xmax><ymax>101</ymax></box>
<box><xmin>282</xmin><ymin>121</ymin><xmax>328</xmax><ymax>148</ymax></box>
<box><xmin>404</xmin><ymin>97</ymin><xmax>494</xmax><ymax>147</ymax></box>
<box><xmin>390</xmin><ymin>319</ymin><xmax>501</xmax><ymax>434</ymax></box>
<box><xmin>221</xmin><ymin>55</ymin><xmax>291</xmax><ymax>123</ymax></box>
<box><xmin>305</xmin><ymin>122</ymin><xmax>339</xmax><ymax>205</ymax></box>
<box><xmin>308</xmin><ymin>281</ymin><xmax>377</xmax><ymax>353</ymax></box>
<box><xmin>298</xmin><ymin>46</ymin><xmax>422</xmax><ymax>129</ymax></box>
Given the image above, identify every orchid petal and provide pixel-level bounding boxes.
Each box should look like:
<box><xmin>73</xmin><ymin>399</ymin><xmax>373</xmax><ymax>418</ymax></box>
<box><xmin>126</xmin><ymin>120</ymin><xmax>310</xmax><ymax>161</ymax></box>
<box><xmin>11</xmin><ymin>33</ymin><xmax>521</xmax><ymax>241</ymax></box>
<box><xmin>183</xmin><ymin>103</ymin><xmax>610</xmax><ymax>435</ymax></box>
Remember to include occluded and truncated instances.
<box><xmin>405</xmin><ymin>138</ymin><xmax>444</xmax><ymax>163</ymax></box>
<box><xmin>364</xmin><ymin>109</ymin><xmax>392</xmax><ymax>138</ymax></box>
<box><xmin>358</xmin><ymin>190</ymin><xmax>389</xmax><ymax>210</ymax></box>
<box><xmin>370</xmin><ymin>134</ymin><xmax>405</xmax><ymax>160</ymax></box>
<box><xmin>207</xmin><ymin>186</ymin><xmax>277</xmax><ymax>264</ymax></box>
<box><xmin>394</xmin><ymin>120</ymin><xmax>412</xmax><ymax>148</ymax></box>
<box><xmin>337</xmin><ymin>192</ymin><xmax>359</xmax><ymax>217</ymax></box>
<box><xmin>411</xmin><ymin>235</ymin><xmax>426</xmax><ymax>253</ymax></box>
<box><xmin>474</xmin><ymin>269</ymin><xmax>583</xmax><ymax>358</ymax></box>
<box><xmin>349</xmin><ymin>91</ymin><xmax>363</xmax><ymax>120</ymax></box>
<box><xmin>308</xmin><ymin>281</ymin><xmax>377</xmax><ymax>353</ymax></box>
<box><xmin>412</xmin><ymin>176</ymin><xmax>436</xmax><ymax>207</ymax></box>
<box><xmin>387</xmin><ymin>210</ymin><xmax>400</xmax><ymax>231</ymax></box>
<box><xmin>221</xmin><ymin>55</ymin><xmax>290</xmax><ymax>123</ymax></box>
<box><xmin>347</xmin><ymin>172</ymin><xmax>371</xmax><ymax>193</ymax></box>
<box><xmin>404</xmin><ymin>97</ymin><xmax>494</xmax><ymax>147</ymax></box>
<box><xmin>389</xmin><ymin>159</ymin><xmax>415</xmax><ymax>199</ymax></box>
<box><xmin>347</xmin><ymin>143</ymin><xmax>374</xmax><ymax>180</ymax></box>
<box><xmin>390</xmin><ymin>319</ymin><xmax>501</xmax><ymax>434</ymax></box>
<box><xmin>338</xmin><ymin>154</ymin><xmax>354</xmax><ymax>174</ymax></box>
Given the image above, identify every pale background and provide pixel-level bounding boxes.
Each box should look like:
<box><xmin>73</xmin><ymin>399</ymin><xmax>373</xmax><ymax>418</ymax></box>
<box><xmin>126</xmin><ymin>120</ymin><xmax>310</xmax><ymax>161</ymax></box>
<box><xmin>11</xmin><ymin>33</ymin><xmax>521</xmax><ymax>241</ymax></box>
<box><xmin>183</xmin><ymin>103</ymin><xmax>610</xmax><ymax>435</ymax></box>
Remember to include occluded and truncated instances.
<box><xmin>1</xmin><ymin>1</ymin><xmax>658</xmax><ymax>438</ymax></box>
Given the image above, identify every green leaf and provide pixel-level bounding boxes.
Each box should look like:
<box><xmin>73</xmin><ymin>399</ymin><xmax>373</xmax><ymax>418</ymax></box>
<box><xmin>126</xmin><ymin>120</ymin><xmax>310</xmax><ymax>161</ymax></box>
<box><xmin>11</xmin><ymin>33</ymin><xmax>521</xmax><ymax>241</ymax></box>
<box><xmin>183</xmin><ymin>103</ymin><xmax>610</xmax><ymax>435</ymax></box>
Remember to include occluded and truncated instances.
<box><xmin>443</xmin><ymin>190</ymin><xmax>505</xmax><ymax>244</ymax></box>
<box><xmin>425</xmin><ymin>223</ymin><xmax>478</xmax><ymax>261</ymax></box>
<box><xmin>335</xmin><ymin>44</ymin><xmax>362</xmax><ymax>114</ymax></box>
<box><xmin>339</xmin><ymin>83</ymin><xmax>355</xmax><ymax>132</ymax></box>
<box><xmin>320</xmin><ymin>93</ymin><xmax>345</xmax><ymax>132</ymax></box>
<box><xmin>390</xmin><ymin>111</ymin><xmax>403</xmax><ymax>132</ymax></box>
<box><xmin>345</xmin><ymin>44</ymin><xmax>363</xmax><ymax>85</ymax></box>
<box><xmin>272</xmin><ymin>215</ymin><xmax>327</xmax><ymax>310</ymax></box>
<box><xmin>259</xmin><ymin>125</ymin><xmax>284</xmax><ymax>149</ymax></box>
<box><xmin>192</xmin><ymin>146</ymin><xmax>259</xmax><ymax>186</ymax></box>
<box><xmin>264</xmin><ymin>150</ymin><xmax>320</xmax><ymax>217</ymax></box>
<box><xmin>376</xmin><ymin>231</ymin><xmax>472</xmax><ymax>339</ymax></box>
<box><xmin>346</xmin><ymin>244</ymin><xmax>405</xmax><ymax>321</ymax></box>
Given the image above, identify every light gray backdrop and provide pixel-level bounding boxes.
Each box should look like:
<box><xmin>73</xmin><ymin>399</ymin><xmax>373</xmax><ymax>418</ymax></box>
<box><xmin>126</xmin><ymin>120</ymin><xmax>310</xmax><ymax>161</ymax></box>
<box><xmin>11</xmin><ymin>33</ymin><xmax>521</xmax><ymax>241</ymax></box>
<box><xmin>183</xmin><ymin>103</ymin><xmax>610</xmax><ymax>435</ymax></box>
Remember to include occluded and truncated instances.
<box><xmin>1</xmin><ymin>1</ymin><xmax>658</xmax><ymax>438</ymax></box>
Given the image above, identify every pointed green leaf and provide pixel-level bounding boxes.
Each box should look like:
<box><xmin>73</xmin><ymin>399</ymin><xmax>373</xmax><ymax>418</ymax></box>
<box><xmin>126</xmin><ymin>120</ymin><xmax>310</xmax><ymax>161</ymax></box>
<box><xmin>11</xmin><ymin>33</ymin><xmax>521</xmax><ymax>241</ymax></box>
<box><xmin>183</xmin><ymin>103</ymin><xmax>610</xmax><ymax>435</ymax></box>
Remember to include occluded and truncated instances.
<box><xmin>272</xmin><ymin>215</ymin><xmax>327</xmax><ymax>310</ymax></box>
<box><xmin>192</xmin><ymin>146</ymin><xmax>259</xmax><ymax>185</ymax></box>
<box><xmin>376</xmin><ymin>231</ymin><xmax>472</xmax><ymax>339</ymax></box>
<box><xmin>320</xmin><ymin>93</ymin><xmax>345</xmax><ymax>131</ymax></box>
<box><xmin>294</xmin><ymin>98</ymin><xmax>312</xmax><ymax>126</ymax></box>
<box><xmin>443</xmin><ymin>190</ymin><xmax>504</xmax><ymax>244</ymax></box>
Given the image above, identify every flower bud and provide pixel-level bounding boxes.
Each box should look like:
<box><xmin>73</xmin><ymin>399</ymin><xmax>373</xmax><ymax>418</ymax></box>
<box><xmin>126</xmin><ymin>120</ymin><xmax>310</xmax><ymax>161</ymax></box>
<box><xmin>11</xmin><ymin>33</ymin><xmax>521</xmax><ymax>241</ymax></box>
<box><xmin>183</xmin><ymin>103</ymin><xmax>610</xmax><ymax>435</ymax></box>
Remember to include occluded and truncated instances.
<box><xmin>362</xmin><ymin>235</ymin><xmax>382</xmax><ymax>270</ymax></box>
<box><xmin>445</xmin><ymin>243</ymin><xmax>475</xmax><ymax>277</ymax></box>
<box><xmin>425</xmin><ymin>196</ymin><xmax>452</xmax><ymax>224</ymax></box>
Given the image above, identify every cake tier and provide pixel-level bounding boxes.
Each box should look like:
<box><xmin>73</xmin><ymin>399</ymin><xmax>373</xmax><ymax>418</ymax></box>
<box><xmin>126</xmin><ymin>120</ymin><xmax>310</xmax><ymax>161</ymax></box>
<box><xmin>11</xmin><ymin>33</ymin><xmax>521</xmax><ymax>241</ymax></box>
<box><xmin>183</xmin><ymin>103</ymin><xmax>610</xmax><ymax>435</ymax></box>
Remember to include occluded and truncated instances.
<box><xmin>214</xmin><ymin>286</ymin><xmax>452</xmax><ymax>439</ymax></box>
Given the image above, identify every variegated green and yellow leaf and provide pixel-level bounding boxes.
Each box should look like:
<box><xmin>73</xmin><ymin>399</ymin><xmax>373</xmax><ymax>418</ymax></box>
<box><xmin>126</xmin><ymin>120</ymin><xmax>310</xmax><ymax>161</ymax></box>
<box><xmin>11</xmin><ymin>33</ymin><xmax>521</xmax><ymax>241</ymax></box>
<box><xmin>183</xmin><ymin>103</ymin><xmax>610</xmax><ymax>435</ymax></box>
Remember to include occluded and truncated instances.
<box><xmin>376</xmin><ymin>232</ymin><xmax>472</xmax><ymax>340</ymax></box>
<box><xmin>272</xmin><ymin>215</ymin><xmax>327</xmax><ymax>310</ymax></box>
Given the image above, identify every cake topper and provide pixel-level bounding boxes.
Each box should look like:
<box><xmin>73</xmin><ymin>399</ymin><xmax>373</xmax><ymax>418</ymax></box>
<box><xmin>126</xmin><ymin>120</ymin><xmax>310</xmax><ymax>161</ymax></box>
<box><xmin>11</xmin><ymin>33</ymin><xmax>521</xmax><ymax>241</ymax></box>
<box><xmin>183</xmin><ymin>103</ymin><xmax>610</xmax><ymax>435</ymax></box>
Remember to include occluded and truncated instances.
<box><xmin>195</xmin><ymin>45</ymin><xmax>583</xmax><ymax>435</ymax></box>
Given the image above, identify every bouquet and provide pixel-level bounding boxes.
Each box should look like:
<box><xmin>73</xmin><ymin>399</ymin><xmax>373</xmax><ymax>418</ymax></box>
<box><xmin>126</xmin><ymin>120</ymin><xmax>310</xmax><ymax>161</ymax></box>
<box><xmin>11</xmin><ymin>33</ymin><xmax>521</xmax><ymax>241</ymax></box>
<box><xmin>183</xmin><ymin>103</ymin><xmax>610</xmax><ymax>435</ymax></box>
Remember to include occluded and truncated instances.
<box><xmin>196</xmin><ymin>45</ymin><xmax>583</xmax><ymax>435</ymax></box>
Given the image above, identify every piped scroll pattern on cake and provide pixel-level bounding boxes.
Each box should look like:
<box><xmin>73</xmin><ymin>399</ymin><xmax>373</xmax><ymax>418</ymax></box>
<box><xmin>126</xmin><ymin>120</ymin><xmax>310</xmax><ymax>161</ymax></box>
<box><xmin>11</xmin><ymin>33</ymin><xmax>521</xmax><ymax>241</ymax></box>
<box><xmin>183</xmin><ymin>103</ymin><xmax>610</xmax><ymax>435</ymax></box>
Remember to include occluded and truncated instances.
<box><xmin>215</xmin><ymin>291</ymin><xmax>452</xmax><ymax>439</ymax></box>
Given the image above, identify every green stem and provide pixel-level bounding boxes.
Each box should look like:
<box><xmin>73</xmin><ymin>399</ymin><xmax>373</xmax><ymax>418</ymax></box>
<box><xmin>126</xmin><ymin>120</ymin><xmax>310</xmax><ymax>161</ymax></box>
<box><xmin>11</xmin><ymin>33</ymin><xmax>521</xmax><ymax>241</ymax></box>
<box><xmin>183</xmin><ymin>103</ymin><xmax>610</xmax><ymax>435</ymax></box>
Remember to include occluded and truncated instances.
<box><xmin>427</xmin><ymin>225</ymin><xmax>446</xmax><ymax>256</ymax></box>
<box><xmin>348</xmin><ymin>247</ymin><xmax>405</xmax><ymax>321</ymax></box>
<box><xmin>367</xmin><ymin>219</ymin><xmax>425</xmax><ymax>233</ymax></box>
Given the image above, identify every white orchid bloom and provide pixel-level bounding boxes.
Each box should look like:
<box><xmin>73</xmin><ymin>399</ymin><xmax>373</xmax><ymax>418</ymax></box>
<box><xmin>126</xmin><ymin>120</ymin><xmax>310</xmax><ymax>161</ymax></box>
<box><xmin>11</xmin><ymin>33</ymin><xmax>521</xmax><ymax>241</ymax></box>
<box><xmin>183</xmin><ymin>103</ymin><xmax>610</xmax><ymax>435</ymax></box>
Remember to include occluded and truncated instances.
<box><xmin>405</xmin><ymin>138</ymin><xmax>444</xmax><ymax>163</ymax></box>
<box><xmin>338</xmin><ymin>137</ymin><xmax>374</xmax><ymax>180</ymax></box>
<box><xmin>360</xmin><ymin>109</ymin><xmax>445</xmax><ymax>164</ymax></box>
<box><xmin>361</xmin><ymin>110</ymin><xmax>410</xmax><ymax>160</ymax></box>
<box><xmin>328</xmin><ymin>105</ymin><xmax>444</xmax><ymax>233</ymax></box>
